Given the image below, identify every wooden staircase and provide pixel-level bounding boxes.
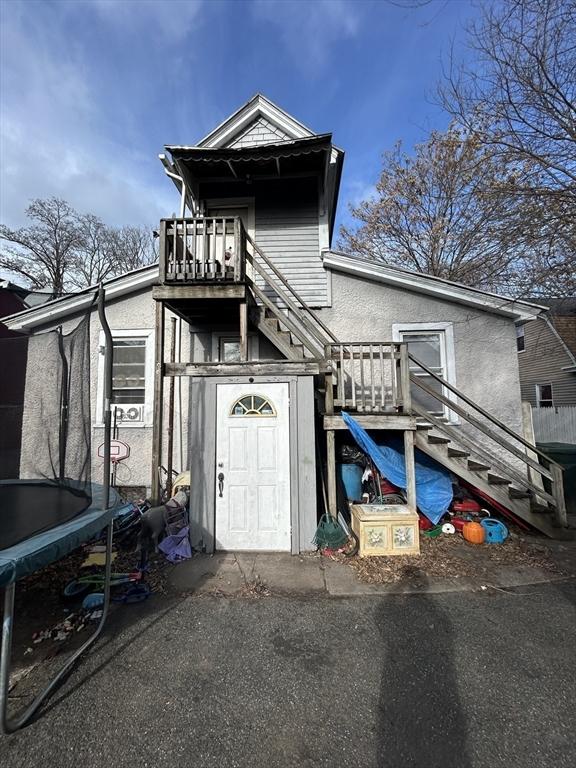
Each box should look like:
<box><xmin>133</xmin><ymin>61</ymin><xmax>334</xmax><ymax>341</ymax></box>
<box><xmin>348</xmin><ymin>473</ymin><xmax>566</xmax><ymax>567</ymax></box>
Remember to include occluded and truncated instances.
<box><xmin>407</xmin><ymin>362</ymin><xmax>570</xmax><ymax>539</ymax></box>
<box><xmin>241</xmin><ymin>232</ymin><xmax>568</xmax><ymax>538</ymax></box>
<box><xmin>156</xmin><ymin>215</ymin><xmax>569</xmax><ymax>539</ymax></box>
<box><xmin>251</xmin><ymin>307</ymin><xmax>306</xmax><ymax>359</ymax></box>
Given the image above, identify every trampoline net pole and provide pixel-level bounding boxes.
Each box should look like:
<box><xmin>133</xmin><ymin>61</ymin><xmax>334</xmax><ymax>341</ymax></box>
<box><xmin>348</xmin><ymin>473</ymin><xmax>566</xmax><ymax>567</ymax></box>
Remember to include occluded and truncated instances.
<box><xmin>0</xmin><ymin>523</ymin><xmax>114</xmax><ymax>734</ymax></box>
<box><xmin>0</xmin><ymin>286</ymin><xmax>116</xmax><ymax>733</ymax></box>
<box><xmin>97</xmin><ymin>284</ymin><xmax>113</xmax><ymax>512</ymax></box>
<box><xmin>0</xmin><ymin>583</ymin><xmax>15</xmax><ymax>734</ymax></box>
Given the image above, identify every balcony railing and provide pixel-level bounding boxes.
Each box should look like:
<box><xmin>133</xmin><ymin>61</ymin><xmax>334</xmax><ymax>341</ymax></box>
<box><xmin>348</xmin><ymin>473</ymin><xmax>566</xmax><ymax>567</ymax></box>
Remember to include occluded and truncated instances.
<box><xmin>325</xmin><ymin>342</ymin><xmax>409</xmax><ymax>413</ymax></box>
<box><xmin>159</xmin><ymin>216</ymin><xmax>246</xmax><ymax>284</ymax></box>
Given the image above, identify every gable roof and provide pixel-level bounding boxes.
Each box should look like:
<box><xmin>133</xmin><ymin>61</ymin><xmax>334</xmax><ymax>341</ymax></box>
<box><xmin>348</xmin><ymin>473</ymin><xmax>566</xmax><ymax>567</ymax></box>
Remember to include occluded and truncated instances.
<box><xmin>197</xmin><ymin>94</ymin><xmax>315</xmax><ymax>148</ymax></box>
<box><xmin>6</xmin><ymin>249</ymin><xmax>547</xmax><ymax>332</ymax></box>
<box><xmin>3</xmin><ymin>264</ymin><xmax>159</xmax><ymax>331</ymax></box>
<box><xmin>532</xmin><ymin>297</ymin><xmax>576</xmax><ymax>316</ymax></box>
<box><xmin>323</xmin><ymin>250</ymin><xmax>546</xmax><ymax>322</ymax></box>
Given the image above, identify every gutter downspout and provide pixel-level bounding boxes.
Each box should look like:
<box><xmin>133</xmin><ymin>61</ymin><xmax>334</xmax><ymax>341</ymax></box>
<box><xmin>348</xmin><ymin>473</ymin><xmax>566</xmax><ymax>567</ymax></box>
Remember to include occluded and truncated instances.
<box><xmin>159</xmin><ymin>154</ymin><xmax>193</xmax><ymax>217</ymax></box>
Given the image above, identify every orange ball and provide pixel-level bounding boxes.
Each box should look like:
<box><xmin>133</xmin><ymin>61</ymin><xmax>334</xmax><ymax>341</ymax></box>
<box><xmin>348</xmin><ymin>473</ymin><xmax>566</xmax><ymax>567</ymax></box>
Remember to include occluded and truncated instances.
<box><xmin>462</xmin><ymin>521</ymin><xmax>485</xmax><ymax>544</ymax></box>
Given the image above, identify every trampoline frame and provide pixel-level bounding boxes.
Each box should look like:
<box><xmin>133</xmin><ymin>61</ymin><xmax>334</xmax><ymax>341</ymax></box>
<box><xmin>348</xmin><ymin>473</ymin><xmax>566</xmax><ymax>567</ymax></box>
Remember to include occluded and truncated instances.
<box><xmin>0</xmin><ymin>285</ymin><xmax>115</xmax><ymax>734</ymax></box>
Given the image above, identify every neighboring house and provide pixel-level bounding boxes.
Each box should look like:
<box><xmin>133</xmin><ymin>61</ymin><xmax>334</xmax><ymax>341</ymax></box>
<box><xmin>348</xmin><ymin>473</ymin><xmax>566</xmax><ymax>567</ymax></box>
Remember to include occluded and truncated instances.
<box><xmin>0</xmin><ymin>281</ymin><xmax>53</xmax><ymax>478</ymax></box>
<box><xmin>517</xmin><ymin>297</ymin><xmax>576</xmax><ymax>444</ymax></box>
<box><xmin>3</xmin><ymin>94</ymin><xmax>567</xmax><ymax>547</ymax></box>
<box><xmin>518</xmin><ymin>298</ymin><xmax>576</xmax><ymax>408</ymax></box>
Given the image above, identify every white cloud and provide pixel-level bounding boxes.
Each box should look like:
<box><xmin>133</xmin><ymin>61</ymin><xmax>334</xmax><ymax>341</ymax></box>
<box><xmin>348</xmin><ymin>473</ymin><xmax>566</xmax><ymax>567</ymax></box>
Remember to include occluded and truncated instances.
<box><xmin>90</xmin><ymin>0</ymin><xmax>204</xmax><ymax>43</ymax></box>
<box><xmin>0</xmin><ymin>1</ymin><xmax>177</xmax><ymax>229</ymax></box>
<box><xmin>346</xmin><ymin>179</ymin><xmax>378</xmax><ymax>208</ymax></box>
<box><xmin>251</xmin><ymin>0</ymin><xmax>361</xmax><ymax>73</ymax></box>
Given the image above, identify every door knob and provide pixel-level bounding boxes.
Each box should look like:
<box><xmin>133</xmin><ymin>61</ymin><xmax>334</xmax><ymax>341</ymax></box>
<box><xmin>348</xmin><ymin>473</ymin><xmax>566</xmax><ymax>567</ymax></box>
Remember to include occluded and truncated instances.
<box><xmin>218</xmin><ymin>472</ymin><xmax>225</xmax><ymax>498</ymax></box>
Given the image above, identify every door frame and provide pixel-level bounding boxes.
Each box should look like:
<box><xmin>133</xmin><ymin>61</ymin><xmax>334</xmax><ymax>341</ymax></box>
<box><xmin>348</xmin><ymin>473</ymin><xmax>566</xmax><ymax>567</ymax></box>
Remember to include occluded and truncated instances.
<box><xmin>188</xmin><ymin>375</ymin><xmax>317</xmax><ymax>554</ymax></box>
<box><xmin>205</xmin><ymin>197</ymin><xmax>255</xmax><ymax>239</ymax></box>
<box><xmin>215</xmin><ymin>381</ymin><xmax>291</xmax><ymax>551</ymax></box>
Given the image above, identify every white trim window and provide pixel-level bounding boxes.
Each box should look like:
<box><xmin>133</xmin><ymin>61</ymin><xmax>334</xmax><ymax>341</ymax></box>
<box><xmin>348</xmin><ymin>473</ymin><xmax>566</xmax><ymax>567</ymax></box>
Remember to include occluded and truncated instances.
<box><xmin>97</xmin><ymin>329</ymin><xmax>154</xmax><ymax>426</ymax></box>
<box><xmin>392</xmin><ymin>322</ymin><xmax>457</xmax><ymax>422</ymax></box>
<box><xmin>536</xmin><ymin>383</ymin><xmax>554</xmax><ymax>408</ymax></box>
<box><xmin>516</xmin><ymin>325</ymin><xmax>526</xmax><ymax>352</ymax></box>
<box><xmin>211</xmin><ymin>333</ymin><xmax>259</xmax><ymax>362</ymax></box>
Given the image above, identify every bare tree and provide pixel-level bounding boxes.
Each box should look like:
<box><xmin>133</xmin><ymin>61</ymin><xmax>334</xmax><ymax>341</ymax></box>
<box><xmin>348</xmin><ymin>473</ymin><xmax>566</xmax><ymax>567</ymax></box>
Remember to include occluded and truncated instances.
<box><xmin>67</xmin><ymin>213</ymin><xmax>115</xmax><ymax>290</ymax></box>
<box><xmin>440</xmin><ymin>0</ymin><xmax>576</xmax><ymax>283</ymax></box>
<box><xmin>68</xmin><ymin>219</ymin><xmax>156</xmax><ymax>290</ymax></box>
<box><xmin>0</xmin><ymin>198</ymin><xmax>83</xmax><ymax>297</ymax></box>
<box><xmin>1</xmin><ymin>198</ymin><xmax>157</xmax><ymax>297</ymax></box>
<box><xmin>339</xmin><ymin>127</ymin><xmax>525</xmax><ymax>290</ymax></box>
<box><xmin>104</xmin><ymin>226</ymin><xmax>157</xmax><ymax>274</ymax></box>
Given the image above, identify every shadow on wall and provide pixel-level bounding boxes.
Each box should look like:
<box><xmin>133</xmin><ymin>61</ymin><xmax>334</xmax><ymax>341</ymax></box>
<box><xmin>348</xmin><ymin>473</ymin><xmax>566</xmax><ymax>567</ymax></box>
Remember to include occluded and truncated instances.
<box><xmin>374</xmin><ymin>568</ymin><xmax>471</xmax><ymax>768</ymax></box>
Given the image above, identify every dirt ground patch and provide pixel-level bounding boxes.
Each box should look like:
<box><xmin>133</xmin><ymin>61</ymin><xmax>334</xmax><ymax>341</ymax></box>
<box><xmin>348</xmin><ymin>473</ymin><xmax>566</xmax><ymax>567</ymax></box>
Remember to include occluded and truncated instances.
<box><xmin>5</xmin><ymin>545</ymin><xmax>173</xmax><ymax>695</ymax></box>
<box><xmin>333</xmin><ymin>532</ymin><xmax>574</xmax><ymax>585</ymax></box>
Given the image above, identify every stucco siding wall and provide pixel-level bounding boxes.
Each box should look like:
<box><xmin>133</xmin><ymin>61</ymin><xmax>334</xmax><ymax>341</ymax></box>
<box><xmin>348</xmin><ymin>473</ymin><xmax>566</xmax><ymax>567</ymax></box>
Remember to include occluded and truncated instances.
<box><xmin>20</xmin><ymin>289</ymin><xmax>190</xmax><ymax>494</ymax></box>
<box><xmin>318</xmin><ymin>270</ymin><xmax>525</xmax><ymax>437</ymax></box>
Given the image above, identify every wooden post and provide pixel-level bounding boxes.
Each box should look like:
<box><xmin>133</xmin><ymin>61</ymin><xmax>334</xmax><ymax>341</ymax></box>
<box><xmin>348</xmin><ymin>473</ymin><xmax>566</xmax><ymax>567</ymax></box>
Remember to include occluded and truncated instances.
<box><xmin>403</xmin><ymin>429</ymin><xmax>417</xmax><ymax>513</ymax></box>
<box><xmin>550</xmin><ymin>463</ymin><xmax>568</xmax><ymax>527</ymax></box>
<box><xmin>326</xmin><ymin>430</ymin><xmax>337</xmax><ymax>520</ymax></box>
<box><xmin>324</xmin><ymin>363</ymin><xmax>337</xmax><ymax>519</ymax></box>
<box><xmin>158</xmin><ymin>220</ymin><xmax>167</xmax><ymax>284</ymax></box>
<box><xmin>239</xmin><ymin>300</ymin><xmax>248</xmax><ymax>362</ymax></box>
<box><xmin>166</xmin><ymin>317</ymin><xmax>177</xmax><ymax>498</ymax></box>
<box><xmin>151</xmin><ymin>301</ymin><xmax>165</xmax><ymax>502</ymax></box>
<box><xmin>399</xmin><ymin>343</ymin><xmax>411</xmax><ymax>413</ymax></box>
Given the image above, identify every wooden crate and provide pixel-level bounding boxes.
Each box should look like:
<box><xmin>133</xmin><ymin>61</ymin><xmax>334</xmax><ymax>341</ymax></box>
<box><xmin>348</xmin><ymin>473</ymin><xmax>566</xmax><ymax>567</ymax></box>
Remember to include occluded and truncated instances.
<box><xmin>351</xmin><ymin>504</ymin><xmax>420</xmax><ymax>557</ymax></box>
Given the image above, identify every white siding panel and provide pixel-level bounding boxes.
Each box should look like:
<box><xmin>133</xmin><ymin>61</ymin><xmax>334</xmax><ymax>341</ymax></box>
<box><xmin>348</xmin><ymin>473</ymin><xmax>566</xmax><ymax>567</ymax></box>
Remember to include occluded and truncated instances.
<box><xmin>255</xmin><ymin>204</ymin><xmax>327</xmax><ymax>307</ymax></box>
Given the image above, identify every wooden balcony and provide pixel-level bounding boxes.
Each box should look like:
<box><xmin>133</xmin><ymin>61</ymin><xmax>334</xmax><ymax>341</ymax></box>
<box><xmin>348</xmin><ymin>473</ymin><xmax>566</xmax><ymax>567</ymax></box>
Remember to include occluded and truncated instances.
<box><xmin>158</xmin><ymin>216</ymin><xmax>246</xmax><ymax>285</ymax></box>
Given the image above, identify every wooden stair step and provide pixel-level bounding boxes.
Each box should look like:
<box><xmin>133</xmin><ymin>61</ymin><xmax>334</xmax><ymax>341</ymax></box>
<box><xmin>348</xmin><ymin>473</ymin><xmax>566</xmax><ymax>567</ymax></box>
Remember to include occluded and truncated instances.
<box><xmin>529</xmin><ymin>500</ymin><xmax>550</xmax><ymax>511</ymax></box>
<box><xmin>509</xmin><ymin>488</ymin><xmax>532</xmax><ymax>499</ymax></box>
<box><xmin>488</xmin><ymin>474</ymin><xmax>511</xmax><ymax>485</ymax></box>
<box><xmin>427</xmin><ymin>435</ymin><xmax>450</xmax><ymax>444</ymax></box>
<box><xmin>447</xmin><ymin>447</ymin><xmax>470</xmax><ymax>458</ymax></box>
<box><xmin>416</xmin><ymin>422</ymin><xmax>433</xmax><ymax>430</ymax></box>
<box><xmin>264</xmin><ymin>317</ymin><xmax>280</xmax><ymax>331</ymax></box>
<box><xmin>468</xmin><ymin>460</ymin><xmax>491</xmax><ymax>472</ymax></box>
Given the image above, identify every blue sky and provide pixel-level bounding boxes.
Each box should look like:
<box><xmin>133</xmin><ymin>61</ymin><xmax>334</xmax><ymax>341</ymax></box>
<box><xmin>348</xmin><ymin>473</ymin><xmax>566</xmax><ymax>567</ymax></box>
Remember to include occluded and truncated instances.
<box><xmin>0</xmin><ymin>0</ymin><xmax>480</xmax><ymax>237</ymax></box>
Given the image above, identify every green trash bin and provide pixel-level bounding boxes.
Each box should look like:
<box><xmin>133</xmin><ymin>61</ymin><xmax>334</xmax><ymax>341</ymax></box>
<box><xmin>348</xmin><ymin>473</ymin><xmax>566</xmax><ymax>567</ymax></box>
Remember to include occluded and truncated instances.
<box><xmin>537</xmin><ymin>442</ymin><xmax>576</xmax><ymax>515</ymax></box>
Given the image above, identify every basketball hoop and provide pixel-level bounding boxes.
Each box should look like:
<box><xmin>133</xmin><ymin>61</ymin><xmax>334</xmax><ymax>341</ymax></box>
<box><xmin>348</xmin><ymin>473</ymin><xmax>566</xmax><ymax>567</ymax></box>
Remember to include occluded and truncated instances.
<box><xmin>98</xmin><ymin>439</ymin><xmax>130</xmax><ymax>464</ymax></box>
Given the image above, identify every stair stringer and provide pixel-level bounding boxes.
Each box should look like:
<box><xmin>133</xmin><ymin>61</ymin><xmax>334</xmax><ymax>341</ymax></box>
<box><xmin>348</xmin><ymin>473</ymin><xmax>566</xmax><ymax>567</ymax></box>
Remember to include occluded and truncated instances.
<box><xmin>413</xmin><ymin>431</ymin><xmax>560</xmax><ymax>538</ymax></box>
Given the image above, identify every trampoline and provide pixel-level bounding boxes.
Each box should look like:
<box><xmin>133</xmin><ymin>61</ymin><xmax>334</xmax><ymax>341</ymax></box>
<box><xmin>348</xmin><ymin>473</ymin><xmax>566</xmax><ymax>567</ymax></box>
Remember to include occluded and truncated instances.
<box><xmin>0</xmin><ymin>286</ymin><xmax>118</xmax><ymax>733</ymax></box>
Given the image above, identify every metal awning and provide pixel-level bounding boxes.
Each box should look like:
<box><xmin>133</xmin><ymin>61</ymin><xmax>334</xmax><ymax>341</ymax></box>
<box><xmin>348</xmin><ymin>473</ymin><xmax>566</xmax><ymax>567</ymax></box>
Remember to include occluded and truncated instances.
<box><xmin>166</xmin><ymin>134</ymin><xmax>333</xmax><ymax>182</ymax></box>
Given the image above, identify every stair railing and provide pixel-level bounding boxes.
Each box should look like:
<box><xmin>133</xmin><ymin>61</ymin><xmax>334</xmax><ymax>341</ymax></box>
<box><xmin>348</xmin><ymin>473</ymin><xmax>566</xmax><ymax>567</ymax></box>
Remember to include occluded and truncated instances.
<box><xmin>243</xmin><ymin>229</ymin><xmax>337</xmax><ymax>358</ymax></box>
<box><xmin>408</xmin><ymin>353</ymin><xmax>567</xmax><ymax>526</ymax></box>
<box><xmin>324</xmin><ymin>342</ymin><xmax>405</xmax><ymax>413</ymax></box>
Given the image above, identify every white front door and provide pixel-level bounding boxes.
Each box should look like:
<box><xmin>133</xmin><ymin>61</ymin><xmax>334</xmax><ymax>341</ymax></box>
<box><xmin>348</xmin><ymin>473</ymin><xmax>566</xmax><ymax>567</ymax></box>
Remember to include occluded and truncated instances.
<box><xmin>215</xmin><ymin>382</ymin><xmax>291</xmax><ymax>551</ymax></box>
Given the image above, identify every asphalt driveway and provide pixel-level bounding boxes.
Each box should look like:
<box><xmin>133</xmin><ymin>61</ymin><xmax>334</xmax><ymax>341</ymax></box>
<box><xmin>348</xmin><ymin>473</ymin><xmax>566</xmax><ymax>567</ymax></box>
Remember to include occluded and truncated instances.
<box><xmin>2</xmin><ymin>580</ymin><xmax>575</xmax><ymax>768</ymax></box>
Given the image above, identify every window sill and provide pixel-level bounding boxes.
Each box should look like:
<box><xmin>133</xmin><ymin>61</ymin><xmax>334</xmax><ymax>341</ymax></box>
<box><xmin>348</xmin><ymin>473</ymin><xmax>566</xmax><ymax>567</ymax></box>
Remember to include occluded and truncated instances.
<box><xmin>93</xmin><ymin>423</ymin><xmax>153</xmax><ymax>429</ymax></box>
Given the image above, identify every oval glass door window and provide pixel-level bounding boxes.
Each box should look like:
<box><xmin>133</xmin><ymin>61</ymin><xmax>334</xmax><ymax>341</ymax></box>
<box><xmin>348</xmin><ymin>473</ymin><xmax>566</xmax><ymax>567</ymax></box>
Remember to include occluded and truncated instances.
<box><xmin>230</xmin><ymin>394</ymin><xmax>276</xmax><ymax>417</ymax></box>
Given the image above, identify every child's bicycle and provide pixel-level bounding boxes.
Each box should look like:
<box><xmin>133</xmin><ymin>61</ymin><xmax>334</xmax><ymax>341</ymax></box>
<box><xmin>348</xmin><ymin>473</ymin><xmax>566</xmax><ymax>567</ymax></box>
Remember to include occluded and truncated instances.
<box><xmin>63</xmin><ymin>570</ymin><xmax>142</xmax><ymax>601</ymax></box>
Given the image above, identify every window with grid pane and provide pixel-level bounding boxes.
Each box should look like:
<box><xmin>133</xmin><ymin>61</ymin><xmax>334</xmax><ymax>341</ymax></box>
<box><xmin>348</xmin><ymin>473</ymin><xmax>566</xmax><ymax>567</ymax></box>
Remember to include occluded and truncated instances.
<box><xmin>536</xmin><ymin>383</ymin><xmax>553</xmax><ymax>408</ymax></box>
<box><xmin>402</xmin><ymin>332</ymin><xmax>446</xmax><ymax>417</ymax></box>
<box><xmin>112</xmin><ymin>338</ymin><xmax>146</xmax><ymax>404</ymax></box>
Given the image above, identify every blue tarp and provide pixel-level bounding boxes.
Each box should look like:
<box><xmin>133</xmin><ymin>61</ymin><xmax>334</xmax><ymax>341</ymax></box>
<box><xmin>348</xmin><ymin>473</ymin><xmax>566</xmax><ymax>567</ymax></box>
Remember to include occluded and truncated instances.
<box><xmin>342</xmin><ymin>412</ymin><xmax>453</xmax><ymax>524</ymax></box>
<box><xmin>0</xmin><ymin>483</ymin><xmax>121</xmax><ymax>587</ymax></box>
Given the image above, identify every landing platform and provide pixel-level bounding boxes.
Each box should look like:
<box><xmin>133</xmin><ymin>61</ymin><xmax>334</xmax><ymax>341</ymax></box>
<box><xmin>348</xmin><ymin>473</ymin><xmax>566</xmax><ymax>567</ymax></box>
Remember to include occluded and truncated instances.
<box><xmin>323</xmin><ymin>414</ymin><xmax>416</xmax><ymax>430</ymax></box>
